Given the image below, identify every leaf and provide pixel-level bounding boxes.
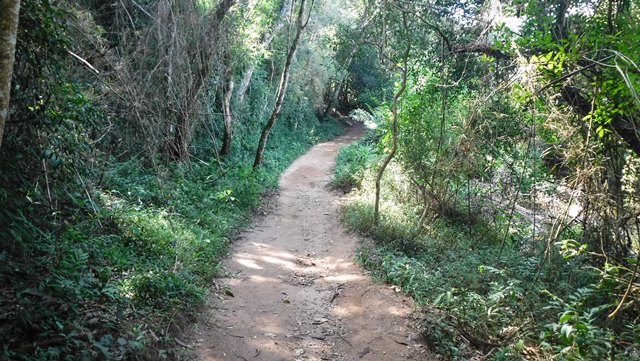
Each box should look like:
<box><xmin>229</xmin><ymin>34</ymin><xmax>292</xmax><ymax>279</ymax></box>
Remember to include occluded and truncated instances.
<box><xmin>92</xmin><ymin>341</ymin><xmax>111</xmax><ymax>358</ymax></box>
<box><xmin>559</xmin><ymin>311</ymin><xmax>574</xmax><ymax>324</ymax></box>
<box><xmin>561</xmin><ymin>324</ymin><xmax>574</xmax><ymax>340</ymax></box>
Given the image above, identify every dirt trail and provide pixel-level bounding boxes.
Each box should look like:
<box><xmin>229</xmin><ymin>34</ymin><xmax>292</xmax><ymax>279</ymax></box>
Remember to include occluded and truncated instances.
<box><xmin>190</xmin><ymin>123</ymin><xmax>432</xmax><ymax>360</ymax></box>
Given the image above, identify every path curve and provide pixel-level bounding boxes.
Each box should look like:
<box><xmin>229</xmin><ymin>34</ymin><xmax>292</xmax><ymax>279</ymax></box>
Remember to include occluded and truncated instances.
<box><xmin>190</xmin><ymin>123</ymin><xmax>432</xmax><ymax>360</ymax></box>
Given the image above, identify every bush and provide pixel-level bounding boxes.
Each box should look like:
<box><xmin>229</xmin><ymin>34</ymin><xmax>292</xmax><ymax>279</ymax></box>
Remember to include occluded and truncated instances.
<box><xmin>335</xmin><ymin>126</ymin><xmax>639</xmax><ymax>360</ymax></box>
<box><xmin>1</xmin><ymin>91</ymin><xmax>347</xmax><ymax>359</ymax></box>
<box><xmin>332</xmin><ymin>141</ymin><xmax>377</xmax><ymax>190</ymax></box>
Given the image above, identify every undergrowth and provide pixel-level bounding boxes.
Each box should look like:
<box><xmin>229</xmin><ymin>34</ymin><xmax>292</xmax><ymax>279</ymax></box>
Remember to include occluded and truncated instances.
<box><xmin>0</xmin><ymin>8</ymin><xmax>345</xmax><ymax>355</ymax></box>
<box><xmin>331</xmin><ymin>133</ymin><xmax>377</xmax><ymax>190</ymax></box>
<box><xmin>0</xmin><ymin>104</ymin><xmax>345</xmax><ymax>360</ymax></box>
<box><xmin>333</xmin><ymin>139</ymin><xmax>640</xmax><ymax>361</ymax></box>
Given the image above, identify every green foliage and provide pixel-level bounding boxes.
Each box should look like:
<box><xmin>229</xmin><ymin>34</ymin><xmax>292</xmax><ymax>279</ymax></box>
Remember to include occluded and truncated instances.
<box><xmin>336</xmin><ymin>127</ymin><xmax>639</xmax><ymax>360</ymax></box>
<box><xmin>4</xmin><ymin>0</ymin><xmax>640</xmax><ymax>360</ymax></box>
<box><xmin>540</xmin><ymin>287</ymin><xmax>620</xmax><ymax>360</ymax></box>
<box><xmin>347</xmin><ymin>45</ymin><xmax>393</xmax><ymax>108</ymax></box>
<box><xmin>1</xmin><ymin>22</ymin><xmax>347</xmax><ymax>355</ymax></box>
<box><xmin>336</xmin><ymin>0</ymin><xmax>640</xmax><ymax>359</ymax></box>
<box><xmin>332</xmin><ymin>139</ymin><xmax>377</xmax><ymax>190</ymax></box>
<box><xmin>1</xmin><ymin>113</ymin><xmax>345</xmax><ymax>359</ymax></box>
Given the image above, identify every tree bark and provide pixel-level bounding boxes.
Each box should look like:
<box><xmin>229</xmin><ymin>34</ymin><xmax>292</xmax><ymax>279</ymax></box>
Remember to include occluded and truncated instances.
<box><xmin>323</xmin><ymin>46</ymin><xmax>357</xmax><ymax>117</ymax></box>
<box><xmin>450</xmin><ymin>44</ymin><xmax>509</xmax><ymax>60</ymax></box>
<box><xmin>220</xmin><ymin>65</ymin><xmax>234</xmax><ymax>156</ymax></box>
<box><xmin>0</xmin><ymin>0</ymin><xmax>21</xmax><ymax>150</ymax></box>
<box><xmin>322</xmin><ymin>1</ymin><xmax>377</xmax><ymax>117</ymax></box>
<box><xmin>253</xmin><ymin>0</ymin><xmax>312</xmax><ymax>170</ymax></box>
<box><xmin>553</xmin><ymin>0</ymin><xmax>569</xmax><ymax>40</ymax></box>
<box><xmin>236</xmin><ymin>0</ymin><xmax>293</xmax><ymax>104</ymax></box>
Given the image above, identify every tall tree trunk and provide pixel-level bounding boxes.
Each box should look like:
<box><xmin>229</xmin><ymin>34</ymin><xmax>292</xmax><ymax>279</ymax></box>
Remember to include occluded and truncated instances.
<box><xmin>553</xmin><ymin>0</ymin><xmax>569</xmax><ymax>40</ymax></box>
<box><xmin>236</xmin><ymin>0</ymin><xmax>292</xmax><ymax>104</ymax></box>
<box><xmin>374</xmin><ymin>13</ymin><xmax>410</xmax><ymax>225</ymax></box>
<box><xmin>220</xmin><ymin>64</ymin><xmax>234</xmax><ymax>156</ymax></box>
<box><xmin>253</xmin><ymin>0</ymin><xmax>312</xmax><ymax>170</ymax></box>
<box><xmin>0</xmin><ymin>0</ymin><xmax>21</xmax><ymax>150</ymax></box>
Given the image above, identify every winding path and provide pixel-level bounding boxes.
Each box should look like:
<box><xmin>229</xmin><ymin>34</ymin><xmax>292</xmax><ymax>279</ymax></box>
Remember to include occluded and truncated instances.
<box><xmin>190</xmin><ymin>123</ymin><xmax>432</xmax><ymax>360</ymax></box>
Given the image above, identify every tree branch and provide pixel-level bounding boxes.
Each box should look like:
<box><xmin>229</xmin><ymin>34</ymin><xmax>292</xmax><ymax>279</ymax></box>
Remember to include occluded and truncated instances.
<box><xmin>450</xmin><ymin>44</ymin><xmax>509</xmax><ymax>60</ymax></box>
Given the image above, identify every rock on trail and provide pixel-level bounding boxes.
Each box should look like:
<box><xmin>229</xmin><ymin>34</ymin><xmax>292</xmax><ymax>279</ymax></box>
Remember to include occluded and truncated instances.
<box><xmin>189</xmin><ymin>123</ymin><xmax>434</xmax><ymax>360</ymax></box>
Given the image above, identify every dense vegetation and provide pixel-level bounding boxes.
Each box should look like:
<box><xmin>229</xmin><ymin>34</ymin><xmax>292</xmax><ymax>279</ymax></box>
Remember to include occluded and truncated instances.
<box><xmin>0</xmin><ymin>0</ymin><xmax>639</xmax><ymax>360</ymax></box>
<box><xmin>331</xmin><ymin>0</ymin><xmax>640</xmax><ymax>360</ymax></box>
<box><xmin>0</xmin><ymin>0</ymin><xmax>348</xmax><ymax>359</ymax></box>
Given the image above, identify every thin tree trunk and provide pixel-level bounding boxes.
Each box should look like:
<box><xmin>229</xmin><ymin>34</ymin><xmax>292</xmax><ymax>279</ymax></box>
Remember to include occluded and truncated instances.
<box><xmin>220</xmin><ymin>65</ymin><xmax>234</xmax><ymax>156</ymax></box>
<box><xmin>322</xmin><ymin>1</ymin><xmax>377</xmax><ymax>117</ymax></box>
<box><xmin>0</xmin><ymin>0</ymin><xmax>21</xmax><ymax>150</ymax></box>
<box><xmin>169</xmin><ymin>0</ymin><xmax>236</xmax><ymax>161</ymax></box>
<box><xmin>374</xmin><ymin>16</ymin><xmax>411</xmax><ymax>225</ymax></box>
<box><xmin>323</xmin><ymin>47</ymin><xmax>357</xmax><ymax>117</ymax></box>
<box><xmin>236</xmin><ymin>60</ymin><xmax>257</xmax><ymax>105</ymax></box>
<box><xmin>237</xmin><ymin>0</ymin><xmax>293</xmax><ymax>104</ymax></box>
<box><xmin>253</xmin><ymin>0</ymin><xmax>312</xmax><ymax>170</ymax></box>
<box><xmin>553</xmin><ymin>0</ymin><xmax>569</xmax><ymax>40</ymax></box>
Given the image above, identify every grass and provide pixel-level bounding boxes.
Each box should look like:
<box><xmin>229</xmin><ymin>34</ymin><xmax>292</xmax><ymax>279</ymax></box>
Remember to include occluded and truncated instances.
<box><xmin>331</xmin><ymin>138</ymin><xmax>377</xmax><ymax>190</ymax></box>
<box><xmin>0</xmin><ymin>116</ymin><xmax>346</xmax><ymax>360</ymax></box>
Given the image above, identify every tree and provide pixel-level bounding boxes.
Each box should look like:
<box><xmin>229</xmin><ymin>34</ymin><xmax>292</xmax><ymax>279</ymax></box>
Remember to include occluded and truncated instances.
<box><xmin>111</xmin><ymin>0</ymin><xmax>237</xmax><ymax>162</ymax></box>
<box><xmin>0</xmin><ymin>0</ymin><xmax>21</xmax><ymax>150</ymax></box>
<box><xmin>373</xmin><ymin>7</ymin><xmax>411</xmax><ymax>225</ymax></box>
<box><xmin>219</xmin><ymin>0</ymin><xmax>293</xmax><ymax>158</ymax></box>
<box><xmin>169</xmin><ymin>0</ymin><xmax>237</xmax><ymax>161</ymax></box>
<box><xmin>236</xmin><ymin>0</ymin><xmax>293</xmax><ymax>104</ymax></box>
<box><xmin>220</xmin><ymin>55</ymin><xmax>234</xmax><ymax>157</ymax></box>
<box><xmin>322</xmin><ymin>0</ymin><xmax>377</xmax><ymax>117</ymax></box>
<box><xmin>253</xmin><ymin>0</ymin><xmax>313</xmax><ymax>169</ymax></box>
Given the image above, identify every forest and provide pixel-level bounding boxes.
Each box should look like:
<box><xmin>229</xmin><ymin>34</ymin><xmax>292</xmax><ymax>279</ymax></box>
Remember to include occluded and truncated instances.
<box><xmin>0</xmin><ymin>0</ymin><xmax>639</xmax><ymax>360</ymax></box>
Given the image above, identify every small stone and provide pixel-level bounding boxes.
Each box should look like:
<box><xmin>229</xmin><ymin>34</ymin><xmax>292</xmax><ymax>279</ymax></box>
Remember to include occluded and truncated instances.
<box><xmin>312</xmin><ymin>317</ymin><xmax>328</xmax><ymax>324</ymax></box>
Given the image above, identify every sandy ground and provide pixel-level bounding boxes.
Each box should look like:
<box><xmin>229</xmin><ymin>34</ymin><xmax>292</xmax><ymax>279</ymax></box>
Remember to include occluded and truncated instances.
<box><xmin>188</xmin><ymin>123</ymin><xmax>433</xmax><ymax>360</ymax></box>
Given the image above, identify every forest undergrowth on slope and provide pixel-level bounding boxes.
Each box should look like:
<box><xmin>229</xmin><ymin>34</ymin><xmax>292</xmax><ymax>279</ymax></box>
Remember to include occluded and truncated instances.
<box><xmin>0</xmin><ymin>0</ymin><xmax>349</xmax><ymax>359</ymax></box>
<box><xmin>330</xmin><ymin>1</ymin><xmax>640</xmax><ymax>359</ymax></box>
<box><xmin>332</xmin><ymin>9</ymin><xmax>640</xmax><ymax>360</ymax></box>
<box><xmin>334</xmin><ymin>119</ymin><xmax>636</xmax><ymax>360</ymax></box>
